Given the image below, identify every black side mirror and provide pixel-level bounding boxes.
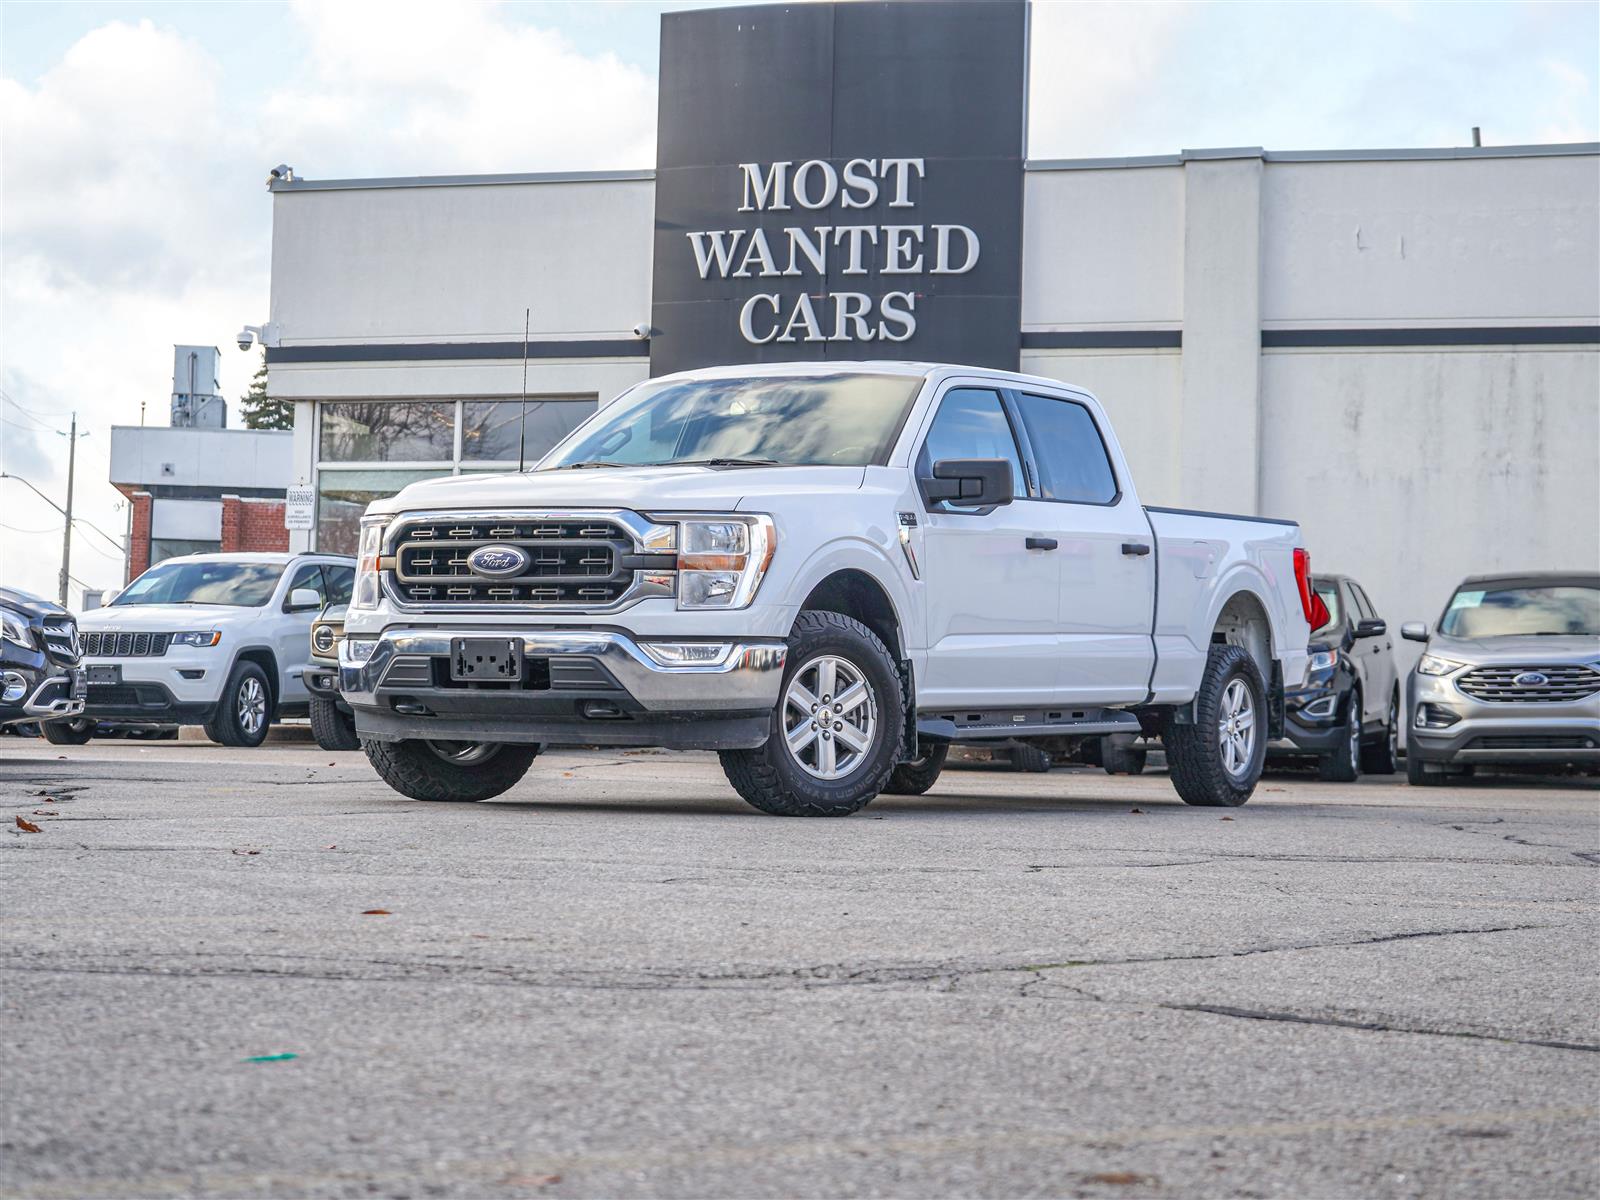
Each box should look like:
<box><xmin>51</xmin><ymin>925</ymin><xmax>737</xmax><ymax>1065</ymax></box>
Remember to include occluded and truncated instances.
<box><xmin>1354</xmin><ymin>618</ymin><xmax>1387</xmax><ymax>639</ymax></box>
<box><xmin>921</xmin><ymin>458</ymin><xmax>1014</xmax><ymax>509</ymax></box>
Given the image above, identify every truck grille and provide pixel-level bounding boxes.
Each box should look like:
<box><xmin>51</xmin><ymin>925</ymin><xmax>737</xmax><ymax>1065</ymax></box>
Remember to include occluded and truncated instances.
<box><xmin>390</xmin><ymin>518</ymin><xmax>635</xmax><ymax>607</ymax></box>
<box><xmin>40</xmin><ymin>617</ymin><xmax>80</xmax><ymax>666</ymax></box>
<box><xmin>1456</xmin><ymin>664</ymin><xmax>1600</xmax><ymax>703</ymax></box>
<box><xmin>83</xmin><ymin>632</ymin><xmax>172</xmax><ymax>658</ymax></box>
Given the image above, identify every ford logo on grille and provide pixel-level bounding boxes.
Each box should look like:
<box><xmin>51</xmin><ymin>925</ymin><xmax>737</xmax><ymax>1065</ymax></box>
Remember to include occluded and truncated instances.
<box><xmin>1513</xmin><ymin>671</ymin><xmax>1549</xmax><ymax>688</ymax></box>
<box><xmin>467</xmin><ymin>544</ymin><xmax>530</xmax><ymax>579</ymax></box>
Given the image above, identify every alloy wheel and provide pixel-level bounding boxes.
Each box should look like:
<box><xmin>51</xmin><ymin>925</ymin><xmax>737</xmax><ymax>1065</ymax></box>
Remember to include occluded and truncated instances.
<box><xmin>1217</xmin><ymin>677</ymin><xmax>1256</xmax><ymax>780</ymax></box>
<box><xmin>782</xmin><ymin>653</ymin><xmax>878</xmax><ymax>781</ymax></box>
<box><xmin>237</xmin><ymin>677</ymin><xmax>268</xmax><ymax>737</ymax></box>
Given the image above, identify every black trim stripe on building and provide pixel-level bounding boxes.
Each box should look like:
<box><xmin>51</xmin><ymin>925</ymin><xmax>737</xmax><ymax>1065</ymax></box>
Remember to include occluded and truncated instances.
<box><xmin>1261</xmin><ymin>326</ymin><xmax>1599</xmax><ymax>348</ymax></box>
<box><xmin>1022</xmin><ymin>330</ymin><xmax>1182</xmax><ymax>349</ymax></box>
<box><xmin>265</xmin><ymin>339</ymin><xmax>649</xmax><ymax>364</ymax></box>
<box><xmin>263</xmin><ymin>325</ymin><xmax>1598</xmax><ymax>365</ymax></box>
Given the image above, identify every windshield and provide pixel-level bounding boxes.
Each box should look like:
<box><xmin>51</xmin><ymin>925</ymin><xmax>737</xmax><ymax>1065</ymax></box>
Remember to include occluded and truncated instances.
<box><xmin>541</xmin><ymin>373</ymin><xmax>923</xmax><ymax>470</ymax></box>
<box><xmin>112</xmin><ymin>561</ymin><xmax>285</xmax><ymax>608</ymax></box>
<box><xmin>1438</xmin><ymin>584</ymin><xmax>1600</xmax><ymax>638</ymax></box>
<box><xmin>1312</xmin><ymin>580</ymin><xmax>1341</xmax><ymax>636</ymax></box>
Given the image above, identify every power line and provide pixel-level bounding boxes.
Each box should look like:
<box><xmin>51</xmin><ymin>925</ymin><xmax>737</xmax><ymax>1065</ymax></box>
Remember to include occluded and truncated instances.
<box><xmin>0</xmin><ymin>521</ymin><xmax>58</xmax><ymax>535</ymax></box>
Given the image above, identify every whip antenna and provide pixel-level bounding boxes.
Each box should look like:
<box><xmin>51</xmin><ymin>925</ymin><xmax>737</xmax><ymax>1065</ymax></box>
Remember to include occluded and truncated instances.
<box><xmin>517</xmin><ymin>307</ymin><xmax>530</xmax><ymax>471</ymax></box>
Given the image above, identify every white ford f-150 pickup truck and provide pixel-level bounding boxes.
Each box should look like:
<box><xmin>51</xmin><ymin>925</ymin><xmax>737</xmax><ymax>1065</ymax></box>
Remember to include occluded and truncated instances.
<box><xmin>342</xmin><ymin>362</ymin><xmax>1317</xmax><ymax>814</ymax></box>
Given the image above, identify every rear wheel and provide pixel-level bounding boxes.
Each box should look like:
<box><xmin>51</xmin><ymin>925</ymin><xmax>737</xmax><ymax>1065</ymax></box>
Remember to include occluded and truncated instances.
<box><xmin>882</xmin><ymin>741</ymin><xmax>949</xmax><ymax>795</ymax></box>
<box><xmin>1101</xmin><ymin>734</ymin><xmax>1147</xmax><ymax>776</ymax></box>
<box><xmin>365</xmin><ymin>738</ymin><xmax>541</xmax><ymax>802</ymax></box>
<box><xmin>719</xmin><ymin>611</ymin><xmax>902</xmax><ymax>817</ymax></box>
<box><xmin>1361</xmin><ymin>692</ymin><xmax>1399</xmax><ymax>775</ymax></box>
<box><xmin>41</xmin><ymin>718</ymin><xmax>94</xmax><ymax>746</ymax></box>
<box><xmin>1162</xmin><ymin>644</ymin><xmax>1267</xmax><ymax>807</ymax></box>
<box><xmin>1008</xmin><ymin>743</ymin><xmax>1052</xmax><ymax>773</ymax></box>
<box><xmin>204</xmin><ymin>662</ymin><xmax>272</xmax><ymax>748</ymax></box>
<box><xmin>1406</xmin><ymin>752</ymin><xmax>1454</xmax><ymax>787</ymax></box>
<box><xmin>1319</xmin><ymin>691</ymin><xmax>1362</xmax><ymax>782</ymax></box>
<box><xmin>309</xmin><ymin>696</ymin><xmax>361</xmax><ymax>751</ymax></box>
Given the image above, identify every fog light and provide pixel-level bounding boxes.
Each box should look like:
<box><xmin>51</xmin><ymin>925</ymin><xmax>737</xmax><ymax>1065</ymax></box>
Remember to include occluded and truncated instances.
<box><xmin>639</xmin><ymin>641</ymin><xmax>734</xmax><ymax>668</ymax></box>
<box><xmin>1301</xmin><ymin>694</ymin><xmax>1337</xmax><ymax>719</ymax></box>
<box><xmin>1</xmin><ymin>672</ymin><xmax>27</xmax><ymax>704</ymax></box>
<box><xmin>1414</xmin><ymin>703</ymin><xmax>1460</xmax><ymax>730</ymax></box>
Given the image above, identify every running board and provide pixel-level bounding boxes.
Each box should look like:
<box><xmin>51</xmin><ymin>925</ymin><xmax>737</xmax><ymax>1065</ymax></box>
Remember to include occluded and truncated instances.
<box><xmin>917</xmin><ymin>707</ymin><xmax>1140</xmax><ymax>743</ymax></box>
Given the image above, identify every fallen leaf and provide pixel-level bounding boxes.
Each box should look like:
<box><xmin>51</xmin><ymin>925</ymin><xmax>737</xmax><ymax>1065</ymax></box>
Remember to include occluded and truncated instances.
<box><xmin>15</xmin><ymin>817</ymin><xmax>41</xmax><ymax>833</ymax></box>
<box><xmin>328</xmin><ymin>762</ymin><xmax>336</xmax><ymax>766</ymax></box>
<box><xmin>561</xmin><ymin>771</ymin><xmax>575</xmax><ymax>778</ymax></box>
<box><xmin>32</xmin><ymin>810</ymin><xmax>58</xmax><ymax>816</ymax></box>
<box><xmin>1219</xmin><ymin>816</ymin><xmax>1234</xmax><ymax>821</ymax></box>
<box><xmin>1129</xmin><ymin>808</ymin><xmax>1144</xmax><ymax>815</ymax></box>
<box><xmin>1084</xmin><ymin>1172</ymin><xmax>1151</xmax><ymax>1186</ymax></box>
<box><xmin>323</xmin><ymin>844</ymin><xmax>338</xmax><ymax>850</ymax></box>
<box><xmin>232</xmin><ymin>848</ymin><xmax>260</xmax><ymax>856</ymax></box>
<box><xmin>362</xmin><ymin>909</ymin><xmax>391</xmax><ymax>915</ymax></box>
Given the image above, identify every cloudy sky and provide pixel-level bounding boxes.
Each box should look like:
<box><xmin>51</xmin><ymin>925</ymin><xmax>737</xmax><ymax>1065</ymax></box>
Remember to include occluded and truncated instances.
<box><xmin>2</xmin><ymin>0</ymin><xmax>1595</xmax><ymax>604</ymax></box>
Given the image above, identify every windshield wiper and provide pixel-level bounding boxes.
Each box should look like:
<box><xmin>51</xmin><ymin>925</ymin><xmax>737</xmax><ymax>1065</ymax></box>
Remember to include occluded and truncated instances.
<box><xmin>547</xmin><ymin>461</ymin><xmax>631</xmax><ymax>470</ymax></box>
<box><xmin>651</xmin><ymin>457</ymin><xmax>782</xmax><ymax>468</ymax></box>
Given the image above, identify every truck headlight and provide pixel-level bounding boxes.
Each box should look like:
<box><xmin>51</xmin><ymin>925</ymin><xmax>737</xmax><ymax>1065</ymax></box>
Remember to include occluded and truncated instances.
<box><xmin>0</xmin><ymin>608</ymin><xmax>33</xmax><ymax>650</ymax></box>
<box><xmin>171</xmin><ymin>630</ymin><xmax>222</xmax><ymax>648</ymax></box>
<box><xmin>663</xmin><ymin>514</ymin><xmax>776</xmax><ymax>610</ymax></box>
<box><xmin>1417</xmin><ymin>654</ymin><xmax>1467</xmax><ymax>676</ymax></box>
<box><xmin>352</xmin><ymin>518</ymin><xmax>389</xmax><ymax>611</ymax></box>
<box><xmin>311</xmin><ymin>623</ymin><xmax>341</xmax><ymax>656</ymax></box>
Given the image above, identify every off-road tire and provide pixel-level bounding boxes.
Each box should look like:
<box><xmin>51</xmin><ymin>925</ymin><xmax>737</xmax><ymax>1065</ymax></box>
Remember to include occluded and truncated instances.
<box><xmin>364</xmin><ymin>739</ymin><xmax>541</xmax><ymax>802</ymax></box>
<box><xmin>1008</xmin><ymin>743</ymin><xmax>1052</xmax><ymax>773</ymax></box>
<box><xmin>1319</xmin><ymin>690</ymin><xmax>1362</xmax><ymax>782</ymax></box>
<box><xmin>1162</xmin><ymin>643</ymin><xmax>1268</xmax><ymax>807</ymax></box>
<box><xmin>719</xmin><ymin>610</ymin><xmax>903</xmax><ymax>817</ymax></box>
<box><xmin>1101</xmin><ymin>734</ymin><xmax>1147</xmax><ymax>776</ymax></box>
<box><xmin>1405</xmin><ymin>753</ymin><xmax>1452</xmax><ymax>787</ymax></box>
<box><xmin>309</xmin><ymin>696</ymin><xmax>361</xmax><ymax>751</ymax></box>
<box><xmin>41</xmin><ymin>718</ymin><xmax>94</xmax><ymax>745</ymax></box>
<box><xmin>203</xmin><ymin>662</ymin><xmax>272</xmax><ymax>748</ymax></box>
<box><xmin>1361</xmin><ymin>691</ymin><xmax>1400</xmax><ymax>775</ymax></box>
<box><xmin>883</xmin><ymin>742</ymin><xmax>949</xmax><ymax>795</ymax></box>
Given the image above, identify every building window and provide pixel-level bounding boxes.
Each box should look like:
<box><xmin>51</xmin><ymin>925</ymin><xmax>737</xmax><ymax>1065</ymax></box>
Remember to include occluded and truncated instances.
<box><xmin>319</xmin><ymin>401</ymin><xmax>456</xmax><ymax>462</ymax></box>
<box><xmin>150</xmin><ymin>538</ymin><xmax>221</xmax><ymax>564</ymax></box>
<box><xmin>461</xmin><ymin>399</ymin><xmax>596</xmax><ymax>462</ymax></box>
<box><xmin>311</xmin><ymin>396</ymin><xmax>599</xmax><ymax>553</ymax></box>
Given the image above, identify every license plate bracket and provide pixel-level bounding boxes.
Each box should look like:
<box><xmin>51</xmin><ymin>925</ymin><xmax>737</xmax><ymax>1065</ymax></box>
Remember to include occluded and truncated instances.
<box><xmin>87</xmin><ymin>664</ymin><xmax>121</xmax><ymax>686</ymax></box>
<box><xmin>450</xmin><ymin>637</ymin><xmax>523</xmax><ymax>682</ymax></box>
<box><xmin>71</xmin><ymin>670</ymin><xmax>88</xmax><ymax>701</ymax></box>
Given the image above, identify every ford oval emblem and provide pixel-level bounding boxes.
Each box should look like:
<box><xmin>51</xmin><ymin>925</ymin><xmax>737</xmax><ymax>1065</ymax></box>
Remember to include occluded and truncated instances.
<box><xmin>467</xmin><ymin>544</ymin><xmax>530</xmax><ymax>579</ymax></box>
<box><xmin>1513</xmin><ymin>671</ymin><xmax>1549</xmax><ymax>688</ymax></box>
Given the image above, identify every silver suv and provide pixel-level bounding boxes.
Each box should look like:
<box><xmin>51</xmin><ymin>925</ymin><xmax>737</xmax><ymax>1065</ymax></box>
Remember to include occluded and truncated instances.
<box><xmin>1401</xmin><ymin>572</ymin><xmax>1600</xmax><ymax>785</ymax></box>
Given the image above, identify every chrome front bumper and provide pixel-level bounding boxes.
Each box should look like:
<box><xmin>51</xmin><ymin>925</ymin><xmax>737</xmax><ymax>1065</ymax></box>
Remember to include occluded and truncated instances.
<box><xmin>340</xmin><ymin>628</ymin><xmax>787</xmax><ymax>714</ymax></box>
<box><xmin>26</xmin><ymin>672</ymin><xmax>86</xmax><ymax>720</ymax></box>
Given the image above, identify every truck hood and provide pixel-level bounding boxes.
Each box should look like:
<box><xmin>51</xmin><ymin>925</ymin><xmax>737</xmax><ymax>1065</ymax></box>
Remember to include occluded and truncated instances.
<box><xmin>0</xmin><ymin>587</ymin><xmax>69</xmax><ymax>621</ymax></box>
<box><xmin>1427</xmin><ymin>632</ymin><xmax>1600</xmax><ymax>665</ymax></box>
<box><xmin>370</xmin><ymin>464</ymin><xmax>867</xmax><ymax>516</ymax></box>
<box><xmin>78</xmin><ymin>604</ymin><xmax>264</xmax><ymax>632</ymax></box>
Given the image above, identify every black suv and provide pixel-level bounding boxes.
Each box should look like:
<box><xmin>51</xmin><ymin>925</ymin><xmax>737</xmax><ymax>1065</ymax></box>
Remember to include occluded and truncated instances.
<box><xmin>1270</xmin><ymin>574</ymin><xmax>1400</xmax><ymax>780</ymax></box>
<box><xmin>0</xmin><ymin>587</ymin><xmax>86</xmax><ymax>735</ymax></box>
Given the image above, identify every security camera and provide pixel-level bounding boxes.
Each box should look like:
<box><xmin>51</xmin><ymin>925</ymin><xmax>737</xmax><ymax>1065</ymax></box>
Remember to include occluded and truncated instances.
<box><xmin>269</xmin><ymin>163</ymin><xmax>295</xmax><ymax>182</ymax></box>
<box><xmin>236</xmin><ymin>328</ymin><xmax>256</xmax><ymax>352</ymax></box>
<box><xmin>631</xmin><ymin>321</ymin><xmax>653</xmax><ymax>340</ymax></box>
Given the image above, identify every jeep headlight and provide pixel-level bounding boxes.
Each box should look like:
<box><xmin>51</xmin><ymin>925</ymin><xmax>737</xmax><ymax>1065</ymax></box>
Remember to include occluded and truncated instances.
<box><xmin>661</xmin><ymin>515</ymin><xmax>776</xmax><ymax>610</ymax></box>
<box><xmin>0</xmin><ymin>608</ymin><xmax>32</xmax><ymax>650</ymax></box>
<box><xmin>352</xmin><ymin>518</ymin><xmax>389</xmax><ymax>611</ymax></box>
<box><xmin>311</xmin><ymin>622</ymin><xmax>341</xmax><ymax>656</ymax></box>
<box><xmin>171</xmin><ymin>630</ymin><xmax>222</xmax><ymax>648</ymax></box>
<box><xmin>1417</xmin><ymin>654</ymin><xmax>1467</xmax><ymax>676</ymax></box>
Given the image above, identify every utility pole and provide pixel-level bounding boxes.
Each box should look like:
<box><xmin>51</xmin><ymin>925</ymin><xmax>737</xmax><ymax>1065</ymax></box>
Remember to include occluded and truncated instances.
<box><xmin>58</xmin><ymin>412</ymin><xmax>78</xmax><ymax>606</ymax></box>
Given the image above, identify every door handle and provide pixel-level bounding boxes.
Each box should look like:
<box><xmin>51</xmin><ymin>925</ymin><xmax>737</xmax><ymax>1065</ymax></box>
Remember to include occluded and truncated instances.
<box><xmin>1121</xmin><ymin>542</ymin><xmax>1151</xmax><ymax>556</ymax></box>
<box><xmin>1025</xmin><ymin>536</ymin><xmax>1058</xmax><ymax>551</ymax></box>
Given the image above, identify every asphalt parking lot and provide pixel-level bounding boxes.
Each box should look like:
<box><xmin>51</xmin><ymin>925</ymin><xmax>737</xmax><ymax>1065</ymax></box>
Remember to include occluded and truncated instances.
<box><xmin>1</xmin><ymin>739</ymin><xmax>1595</xmax><ymax>1200</ymax></box>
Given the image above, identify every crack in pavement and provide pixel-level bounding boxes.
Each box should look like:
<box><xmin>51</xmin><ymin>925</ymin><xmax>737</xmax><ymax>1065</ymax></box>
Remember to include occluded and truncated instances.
<box><xmin>1166</xmin><ymin>1003</ymin><xmax>1600</xmax><ymax>1053</ymax></box>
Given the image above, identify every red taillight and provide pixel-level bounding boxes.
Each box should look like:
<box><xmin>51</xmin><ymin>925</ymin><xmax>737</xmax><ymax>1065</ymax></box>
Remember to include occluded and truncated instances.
<box><xmin>1293</xmin><ymin>548</ymin><xmax>1330</xmax><ymax>629</ymax></box>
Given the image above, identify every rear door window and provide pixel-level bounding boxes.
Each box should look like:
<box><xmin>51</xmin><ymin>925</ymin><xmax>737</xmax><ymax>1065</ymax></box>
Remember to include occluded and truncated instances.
<box><xmin>1011</xmin><ymin>392</ymin><xmax>1119</xmax><ymax>504</ymax></box>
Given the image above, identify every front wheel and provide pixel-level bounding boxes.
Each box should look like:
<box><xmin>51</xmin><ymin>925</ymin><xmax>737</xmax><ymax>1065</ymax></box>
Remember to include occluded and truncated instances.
<box><xmin>1318</xmin><ymin>691</ymin><xmax>1362</xmax><ymax>782</ymax></box>
<box><xmin>204</xmin><ymin>662</ymin><xmax>272</xmax><ymax>748</ymax></box>
<box><xmin>719</xmin><ymin>611</ymin><xmax>903</xmax><ymax>817</ymax></box>
<box><xmin>1361</xmin><ymin>692</ymin><xmax>1400</xmax><ymax>775</ymax></box>
<box><xmin>41</xmin><ymin>718</ymin><xmax>94</xmax><ymax>746</ymax></box>
<box><xmin>365</xmin><ymin>738</ymin><xmax>541</xmax><ymax>802</ymax></box>
<box><xmin>309</xmin><ymin>696</ymin><xmax>361</xmax><ymax>751</ymax></box>
<box><xmin>1162</xmin><ymin>644</ymin><xmax>1267</xmax><ymax>807</ymax></box>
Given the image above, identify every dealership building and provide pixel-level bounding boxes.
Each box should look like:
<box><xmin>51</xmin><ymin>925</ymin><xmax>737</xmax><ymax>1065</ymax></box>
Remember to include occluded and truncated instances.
<box><xmin>260</xmin><ymin>2</ymin><xmax>1598</xmax><ymax>659</ymax></box>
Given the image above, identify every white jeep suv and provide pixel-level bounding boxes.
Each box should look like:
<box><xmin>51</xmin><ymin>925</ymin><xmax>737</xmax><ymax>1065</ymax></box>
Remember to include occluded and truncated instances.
<box><xmin>70</xmin><ymin>553</ymin><xmax>354</xmax><ymax>747</ymax></box>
